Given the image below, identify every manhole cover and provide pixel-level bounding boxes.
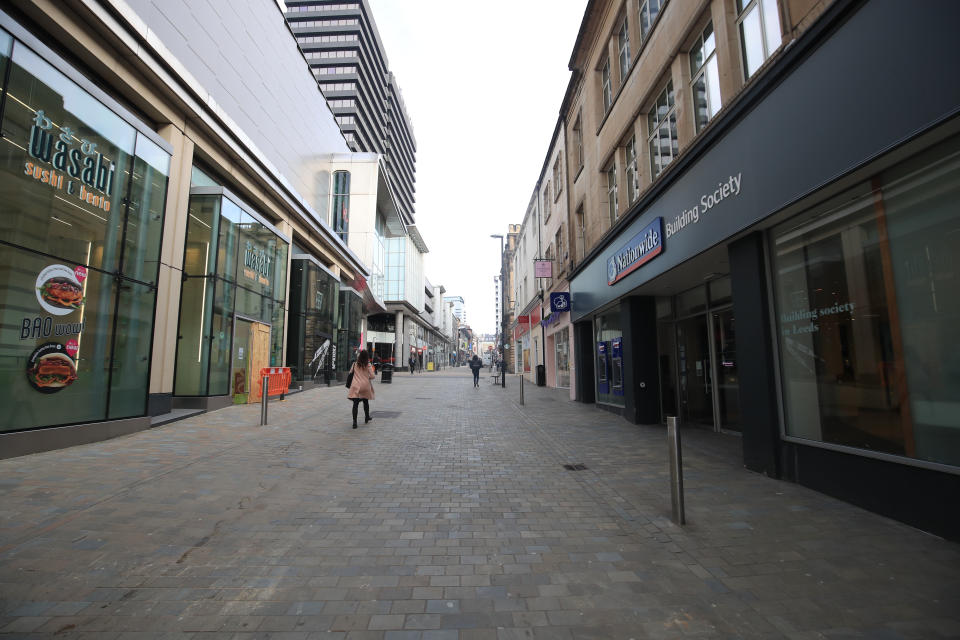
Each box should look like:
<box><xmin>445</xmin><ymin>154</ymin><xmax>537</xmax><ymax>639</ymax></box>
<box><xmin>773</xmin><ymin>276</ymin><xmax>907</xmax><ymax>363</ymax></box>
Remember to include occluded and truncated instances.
<box><xmin>563</xmin><ymin>463</ymin><xmax>588</xmax><ymax>471</ymax></box>
<box><xmin>371</xmin><ymin>411</ymin><xmax>401</xmax><ymax>418</ymax></box>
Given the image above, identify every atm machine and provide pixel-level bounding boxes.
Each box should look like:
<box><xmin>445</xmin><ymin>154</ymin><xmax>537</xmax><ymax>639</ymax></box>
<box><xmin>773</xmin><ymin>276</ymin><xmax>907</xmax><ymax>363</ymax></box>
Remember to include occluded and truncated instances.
<box><xmin>597</xmin><ymin>341</ymin><xmax>610</xmax><ymax>395</ymax></box>
<box><xmin>611</xmin><ymin>337</ymin><xmax>624</xmax><ymax>397</ymax></box>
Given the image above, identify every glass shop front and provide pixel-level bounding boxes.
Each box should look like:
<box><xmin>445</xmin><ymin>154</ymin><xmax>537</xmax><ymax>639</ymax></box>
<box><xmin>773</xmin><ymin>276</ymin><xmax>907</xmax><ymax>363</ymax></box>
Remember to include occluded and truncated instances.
<box><xmin>771</xmin><ymin>136</ymin><xmax>960</xmax><ymax>469</ymax></box>
<box><xmin>286</xmin><ymin>255</ymin><xmax>339</xmax><ymax>385</ymax></box>
<box><xmin>0</xmin><ymin>28</ymin><xmax>170</xmax><ymax>432</ymax></box>
<box><xmin>173</xmin><ymin>174</ymin><xmax>288</xmax><ymax>404</ymax></box>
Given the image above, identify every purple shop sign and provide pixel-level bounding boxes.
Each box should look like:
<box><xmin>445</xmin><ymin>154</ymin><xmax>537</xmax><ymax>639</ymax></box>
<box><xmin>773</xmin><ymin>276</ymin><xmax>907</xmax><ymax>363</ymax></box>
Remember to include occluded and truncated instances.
<box><xmin>534</xmin><ymin>259</ymin><xmax>553</xmax><ymax>278</ymax></box>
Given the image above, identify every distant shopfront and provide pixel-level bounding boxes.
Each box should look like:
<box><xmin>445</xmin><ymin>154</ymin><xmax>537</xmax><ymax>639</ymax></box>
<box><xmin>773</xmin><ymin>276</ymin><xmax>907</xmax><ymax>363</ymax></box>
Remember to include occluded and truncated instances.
<box><xmin>287</xmin><ymin>254</ymin><xmax>339</xmax><ymax>386</ymax></box>
<box><xmin>0</xmin><ymin>22</ymin><xmax>171</xmax><ymax>450</ymax></box>
<box><xmin>173</xmin><ymin>171</ymin><xmax>288</xmax><ymax>408</ymax></box>
<box><xmin>337</xmin><ymin>285</ymin><xmax>362</xmax><ymax>374</ymax></box>
<box><xmin>568</xmin><ymin>2</ymin><xmax>960</xmax><ymax>538</ymax></box>
<box><xmin>543</xmin><ymin>290</ymin><xmax>573</xmax><ymax>396</ymax></box>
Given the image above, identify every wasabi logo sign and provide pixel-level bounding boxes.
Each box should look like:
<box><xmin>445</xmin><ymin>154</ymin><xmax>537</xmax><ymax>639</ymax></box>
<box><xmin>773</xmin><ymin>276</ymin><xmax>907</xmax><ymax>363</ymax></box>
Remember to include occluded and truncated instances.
<box><xmin>242</xmin><ymin>241</ymin><xmax>271</xmax><ymax>285</ymax></box>
<box><xmin>25</xmin><ymin>110</ymin><xmax>117</xmax><ymax>212</ymax></box>
<box><xmin>607</xmin><ymin>218</ymin><xmax>663</xmax><ymax>285</ymax></box>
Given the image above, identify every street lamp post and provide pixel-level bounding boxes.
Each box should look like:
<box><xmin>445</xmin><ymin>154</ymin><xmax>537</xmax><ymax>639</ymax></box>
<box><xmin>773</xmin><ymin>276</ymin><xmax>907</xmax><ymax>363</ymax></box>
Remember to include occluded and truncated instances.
<box><xmin>490</xmin><ymin>234</ymin><xmax>506</xmax><ymax>389</ymax></box>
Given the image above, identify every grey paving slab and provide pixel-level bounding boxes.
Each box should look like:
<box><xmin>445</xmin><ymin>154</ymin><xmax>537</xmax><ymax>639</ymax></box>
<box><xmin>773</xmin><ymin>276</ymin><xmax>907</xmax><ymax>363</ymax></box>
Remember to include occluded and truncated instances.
<box><xmin>0</xmin><ymin>369</ymin><xmax>957</xmax><ymax>639</ymax></box>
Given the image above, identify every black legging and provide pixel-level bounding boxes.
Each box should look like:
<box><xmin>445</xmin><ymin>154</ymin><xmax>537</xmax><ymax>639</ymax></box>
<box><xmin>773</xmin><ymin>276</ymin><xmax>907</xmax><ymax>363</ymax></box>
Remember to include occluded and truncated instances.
<box><xmin>472</xmin><ymin>370</ymin><xmax>480</xmax><ymax>385</ymax></box>
<box><xmin>351</xmin><ymin>398</ymin><xmax>369</xmax><ymax>422</ymax></box>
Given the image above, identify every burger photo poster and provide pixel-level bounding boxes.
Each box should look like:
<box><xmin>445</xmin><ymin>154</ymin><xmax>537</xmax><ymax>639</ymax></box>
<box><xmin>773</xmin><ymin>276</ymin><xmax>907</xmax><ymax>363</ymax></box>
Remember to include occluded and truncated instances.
<box><xmin>24</xmin><ymin>264</ymin><xmax>86</xmax><ymax>394</ymax></box>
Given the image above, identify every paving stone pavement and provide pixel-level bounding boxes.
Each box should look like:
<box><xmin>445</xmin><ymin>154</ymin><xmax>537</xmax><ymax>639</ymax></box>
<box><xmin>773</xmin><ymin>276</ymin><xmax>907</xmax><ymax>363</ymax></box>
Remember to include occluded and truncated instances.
<box><xmin>0</xmin><ymin>368</ymin><xmax>958</xmax><ymax>640</ymax></box>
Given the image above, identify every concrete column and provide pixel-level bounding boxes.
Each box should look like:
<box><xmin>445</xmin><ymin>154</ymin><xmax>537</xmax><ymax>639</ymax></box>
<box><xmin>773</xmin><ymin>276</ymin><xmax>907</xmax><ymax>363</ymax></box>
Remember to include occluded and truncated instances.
<box><xmin>729</xmin><ymin>232</ymin><xmax>781</xmax><ymax>478</ymax></box>
<box><xmin>395</xmin><ymin>311</ymin><xmax>404</xmax><ymax>364</ymax></box>
<box><xmin>149</xmin><ymin>125</ymin><xmax>194</xmax><ymax>415</ymax></box>
<box><xmin>621</xmin><ymin>296</ymin><xmax>660</xmax><ymax>425</ymax></box>
<box><xmin>573</xmin><ymin>320</ymin><xmax>595</xmax><ymax>404</ymax></box>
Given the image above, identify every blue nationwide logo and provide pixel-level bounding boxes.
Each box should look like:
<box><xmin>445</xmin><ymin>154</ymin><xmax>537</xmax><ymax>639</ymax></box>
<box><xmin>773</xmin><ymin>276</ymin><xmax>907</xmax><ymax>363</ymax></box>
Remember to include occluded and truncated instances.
<box><xmin>607</xmin><ymin>217</ymin><xmax>664</xmax><ymax>285</ymax></box>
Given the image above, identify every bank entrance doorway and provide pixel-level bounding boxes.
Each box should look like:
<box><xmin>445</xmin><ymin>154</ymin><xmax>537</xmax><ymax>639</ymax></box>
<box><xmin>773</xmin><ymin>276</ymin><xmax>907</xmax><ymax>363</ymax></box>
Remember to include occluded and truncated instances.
<box><xmin>658</xmin><ymin>279</ymin><xmax>741</xmax><ymax>432</ymax></box>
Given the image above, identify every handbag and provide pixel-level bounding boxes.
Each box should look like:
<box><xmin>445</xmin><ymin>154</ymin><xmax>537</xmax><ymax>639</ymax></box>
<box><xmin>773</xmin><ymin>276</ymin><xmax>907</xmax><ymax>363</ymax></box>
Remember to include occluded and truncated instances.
<box><xmin>345</xmin><ymin>369</ymin><xmax>354</xmax><ymax>388</ymax></box>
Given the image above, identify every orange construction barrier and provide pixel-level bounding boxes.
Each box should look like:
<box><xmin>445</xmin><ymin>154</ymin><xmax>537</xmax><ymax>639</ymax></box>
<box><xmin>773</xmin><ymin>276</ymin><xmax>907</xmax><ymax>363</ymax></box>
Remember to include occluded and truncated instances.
<box><xmin>254</xmin><ymin>367</ymin><xmax>291</xmax><ymax>401</ymax></box>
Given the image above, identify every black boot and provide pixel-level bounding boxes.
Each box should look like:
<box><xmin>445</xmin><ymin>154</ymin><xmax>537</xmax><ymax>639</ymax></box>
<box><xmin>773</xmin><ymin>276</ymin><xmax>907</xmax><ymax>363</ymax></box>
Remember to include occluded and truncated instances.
<box><xmin>365</xmin><ymin>415</ymin><xmax>372</xmax><ymax>424</ymax></box>
<box><xmin>352</xmin><ymin>422</ymin><xmax>357</xmax><ymax>429</ymax></box>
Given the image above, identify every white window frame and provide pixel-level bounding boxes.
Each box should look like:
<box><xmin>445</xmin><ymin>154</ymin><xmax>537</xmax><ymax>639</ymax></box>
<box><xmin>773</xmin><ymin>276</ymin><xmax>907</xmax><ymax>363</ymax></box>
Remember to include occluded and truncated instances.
<box><xmin>543</xmin><ymin>182</ymin><xmax>551</xmax><ymax>222</ymax></box>
<box><xmin>573</xmin><ymin>113</ymin><xmax>583</xmax><ymax>170</ymax></box>
<box><xmin>639</xmin><ymin>0</ymin><xmax>664</xmax><ymax>43</ymax></box>
<box><xmin>617</xmin><ymin>17</ymin><xmax>631</xmax><ymax>81</ymax></box>
<box><xmin>690</xmin><ymin>21</ymin><xmax>721</xmax><ymax>133</ymax></box>
<box><xmin>736</xmin><ymin>0</ymin><xmax>781</xmax><ymax>79</ymax></box>
<box><xmin>647</xmin><ymin>79</ymin><xmax>677</xmax><ymax>179</ymax></box>
<box><xmin>553</xmin><ymin>155</ymin><xmax>563</xmax><ymax>199</ymax></box>
<box><xmin>602</xmin><ymin>59</ymin><xmax>613</xmax><ymax>113</ymax></box>
<box><xmin>625</xmin><ymin>136</ymin><xmax>639</xmax><ymax>203</ymax></box>
<box><xmin>606</xmin><ymin>163</ymin><xmax>618</xmax><ymax>224</ymax></box>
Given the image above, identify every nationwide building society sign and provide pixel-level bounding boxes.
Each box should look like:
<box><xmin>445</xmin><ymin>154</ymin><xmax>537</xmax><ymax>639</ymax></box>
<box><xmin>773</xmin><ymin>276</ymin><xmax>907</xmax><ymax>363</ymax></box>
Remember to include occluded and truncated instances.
<box><xmin>607</xmin><ymin>217</ymin><xmax>664</xmax><ymax>285</ymax></box>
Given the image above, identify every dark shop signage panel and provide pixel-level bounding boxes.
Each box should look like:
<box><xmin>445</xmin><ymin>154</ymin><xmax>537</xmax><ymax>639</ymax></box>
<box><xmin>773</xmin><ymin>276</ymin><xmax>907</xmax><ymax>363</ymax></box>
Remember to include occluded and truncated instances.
<box><xmin>570</xmin><ymin>0</ymin><xmax>960</xmax><ymax>321</ymax></box>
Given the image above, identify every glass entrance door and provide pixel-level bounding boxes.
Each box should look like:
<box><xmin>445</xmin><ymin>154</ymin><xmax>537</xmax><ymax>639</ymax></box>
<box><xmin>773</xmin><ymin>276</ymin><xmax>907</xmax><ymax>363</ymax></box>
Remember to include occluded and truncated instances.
<box><xmin>231</xmin><ymin>317</ymin><xmax>252</xmax><ymax>404</ymax></box>
<box><xmin>676</xmin><ymin>315</ymin><xmax>713</xmax><ymax>426</ymax></box>
<box><xmin>713</xmin><ymin>309</ymin><xmax>741</xmax><ymax>431</ymax></box>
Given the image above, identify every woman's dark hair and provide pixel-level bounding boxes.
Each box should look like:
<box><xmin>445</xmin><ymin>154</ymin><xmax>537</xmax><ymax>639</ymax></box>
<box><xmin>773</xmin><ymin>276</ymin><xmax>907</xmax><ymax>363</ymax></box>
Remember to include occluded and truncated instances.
<box><xmin>356</xmin><ymin>350</ymin><xmax>370</xmax><ymax>367</ymax></box>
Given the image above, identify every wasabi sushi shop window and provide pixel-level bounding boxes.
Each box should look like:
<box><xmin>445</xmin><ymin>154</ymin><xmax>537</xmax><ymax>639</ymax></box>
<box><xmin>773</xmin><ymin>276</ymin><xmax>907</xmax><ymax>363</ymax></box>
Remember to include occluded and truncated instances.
<box><xmin>0</xmin><ymin>29</ymin><xmax>171</xmax><ymax>432</ymax></box>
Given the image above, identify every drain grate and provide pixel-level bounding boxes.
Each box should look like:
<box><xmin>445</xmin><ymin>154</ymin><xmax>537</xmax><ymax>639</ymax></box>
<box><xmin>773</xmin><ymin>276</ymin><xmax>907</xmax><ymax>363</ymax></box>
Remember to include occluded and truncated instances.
<box><xmin>563</xmin><ymin>463</ymin><xmax>588</xmax><ymax>471</ymax></box>
<box><xmin>371</xmin><ymin>411</ymin><xmax>401</xmax><ymax>418</ymax></box>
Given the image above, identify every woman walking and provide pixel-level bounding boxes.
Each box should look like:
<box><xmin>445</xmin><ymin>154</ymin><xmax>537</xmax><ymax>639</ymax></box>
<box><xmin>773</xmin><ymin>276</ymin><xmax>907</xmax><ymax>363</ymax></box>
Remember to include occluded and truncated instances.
<box><xmin>347</xmin><ymin>349</ymin><xmax>376</xmax><ymax>428</ymax></box>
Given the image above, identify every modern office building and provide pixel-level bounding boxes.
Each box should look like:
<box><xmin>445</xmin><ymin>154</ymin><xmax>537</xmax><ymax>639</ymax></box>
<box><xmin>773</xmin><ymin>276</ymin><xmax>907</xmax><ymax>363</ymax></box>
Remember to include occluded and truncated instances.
<box><xmin>0</xmin><ymin>0</ymin><xmax>368</xmax><ymax>457</ymax></box>
<box><xmin>444</xmin><ymin>295</ymin><xmax>466</xmax><ymax>324</ymax></box>
<box><xmin>557</xmin><ymin>0</ymin><xmax>959</xmax><ymax>538</ymax></box>
<box><xmin>283</xmin><ymin>0</ymin><xmax>417</xmax><ymax>228</ymax></box>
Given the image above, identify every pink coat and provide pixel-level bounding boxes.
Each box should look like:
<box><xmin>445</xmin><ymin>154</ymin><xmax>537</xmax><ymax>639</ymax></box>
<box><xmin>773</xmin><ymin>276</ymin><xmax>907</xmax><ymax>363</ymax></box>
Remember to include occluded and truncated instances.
<box><xmin>347</xmin><ymin>363</ymin><xmax>376</xmax><ymax>400</ymax></box>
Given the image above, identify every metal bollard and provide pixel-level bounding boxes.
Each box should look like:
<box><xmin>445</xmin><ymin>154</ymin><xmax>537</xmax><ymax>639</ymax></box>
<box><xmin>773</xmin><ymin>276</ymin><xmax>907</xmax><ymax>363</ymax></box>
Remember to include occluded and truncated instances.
<box><xmin>260</xmin><ymin>376</ymin><xmax>269</xmax><ymax>426</ymax></box>
<box><xmin>519</xmin><ymin>374</ymin><xmax>524</xmax><ymax>405</ymax></box>
<box><xmin>667</xmin><ymin>416</ymin><xmax>685</xmax><ymax>525</ymax></box>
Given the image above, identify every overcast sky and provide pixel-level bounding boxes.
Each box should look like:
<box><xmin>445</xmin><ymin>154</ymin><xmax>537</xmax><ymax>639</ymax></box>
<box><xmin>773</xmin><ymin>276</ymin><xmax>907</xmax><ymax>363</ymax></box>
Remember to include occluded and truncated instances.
<box><xmin>366</xmin><ymin>0</ymin><xmax>587</xmax><ymax>335</ymax></box>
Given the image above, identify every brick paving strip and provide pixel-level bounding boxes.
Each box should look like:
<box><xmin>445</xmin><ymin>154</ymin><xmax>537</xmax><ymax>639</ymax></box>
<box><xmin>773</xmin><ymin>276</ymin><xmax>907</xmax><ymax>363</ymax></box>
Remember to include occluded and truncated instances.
<box><xmin>0</xmin><ymin>370</ymin><xmax>958</xmax><ymax>639</ymax></box>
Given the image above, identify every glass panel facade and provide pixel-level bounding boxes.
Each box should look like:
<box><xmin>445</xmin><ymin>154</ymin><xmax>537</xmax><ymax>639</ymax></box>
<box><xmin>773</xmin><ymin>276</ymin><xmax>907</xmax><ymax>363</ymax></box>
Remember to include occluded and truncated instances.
<box><xmin>771</xmin><ymin>138</ymin><xmax>960</xmax><ymax>467</ymax></box>
<box><xmin>332</xmin><ymin>170</ymin><xmax>350</xmax><ymax>241</ymax></box>
<box><xmin>174</xmin><ymin>185</ymin><xmax>288</xmax><ymax>396</ymax></box>
<box><xmin>0</xmin><ymin>32</ymin><xmax>169</xmax><ymax>432</ymax></box>
<box><xmin>337</xmin><ymin>287</ymin><xmax>362</xmax><ymax>373</ymax></box>
<box><xmin>108</xmin><ymin>279</ymin><xmax>156</xmax><ymax>419</ymax></box>
<box><xmin>676</xmin><ymin>285</ymin><xmax>707</xmax><ymax>317</ymax></box>
<box><xmin>286</xmin><ymin>259</ymin><xmax>339</xmax><ymax>383</ymax></box>
<box><xmin>123</xmin><ymin>136</ymin><xmax>170</xmax><ymax>285</ymax></box>
<box><xmin>173</xmin><ymin>276</ymin><xmax>214</xmax><ymax>395</ymax></box>
<box><xmin>1</xmin><ymin>45</ymin><xmax>134</xmax><ymax>274</ymax></box>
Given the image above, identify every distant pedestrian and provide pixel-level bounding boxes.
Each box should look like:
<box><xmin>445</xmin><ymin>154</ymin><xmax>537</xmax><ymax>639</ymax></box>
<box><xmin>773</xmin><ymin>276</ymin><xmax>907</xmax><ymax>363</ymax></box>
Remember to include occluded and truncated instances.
<box><xmin>372</xmin><ymin>353</ymin><xmax>381</xmax><ymax>374</ymax></box>
<box><xmin>409</xmin><ymin>354</ymin><xmax>416</xmax><ymax>375</ymax></box>
<box><xmin>469</xmin><ymin>354</ymin><xmax>482</xmax><ymax>388</ymax></box>
<box><xmin>347</xmin><ymin>350</ymin><xmax>376</xmax><ymax>429</ymax></box>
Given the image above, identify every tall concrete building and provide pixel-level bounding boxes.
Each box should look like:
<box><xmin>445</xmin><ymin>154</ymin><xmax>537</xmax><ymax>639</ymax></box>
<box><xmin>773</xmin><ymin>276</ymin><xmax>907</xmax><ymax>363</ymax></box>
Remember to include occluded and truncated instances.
<box><xmin>443</xmin><ymin>296</ymin><xmax>466</xmax><ymax>324</ymax></box>
<box><xmin>284</xmin><ymin>0</ymin><xmax>417</xmax><ymax>228</ymax></box>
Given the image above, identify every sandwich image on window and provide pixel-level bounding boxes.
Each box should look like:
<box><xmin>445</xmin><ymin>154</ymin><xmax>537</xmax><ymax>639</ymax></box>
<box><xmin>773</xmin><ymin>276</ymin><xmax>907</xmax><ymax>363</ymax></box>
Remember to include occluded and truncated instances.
<box><xmin>38</xmin><ymin>277</ymin><xmax>84</xmax><ymax>310</ymax></box>
<box><xmin>26</xmin><ymin>351</ymin><xmax>78</xmax><ymax>392</ymax></box>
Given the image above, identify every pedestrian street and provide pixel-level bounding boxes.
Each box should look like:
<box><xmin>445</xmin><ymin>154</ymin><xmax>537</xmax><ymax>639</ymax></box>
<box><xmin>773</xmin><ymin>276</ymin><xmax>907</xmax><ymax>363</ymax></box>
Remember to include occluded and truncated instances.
<box><xmin>0</xmin><ymin>368</ymin><xmax>957</xmax><ymax>639</ymax></box>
